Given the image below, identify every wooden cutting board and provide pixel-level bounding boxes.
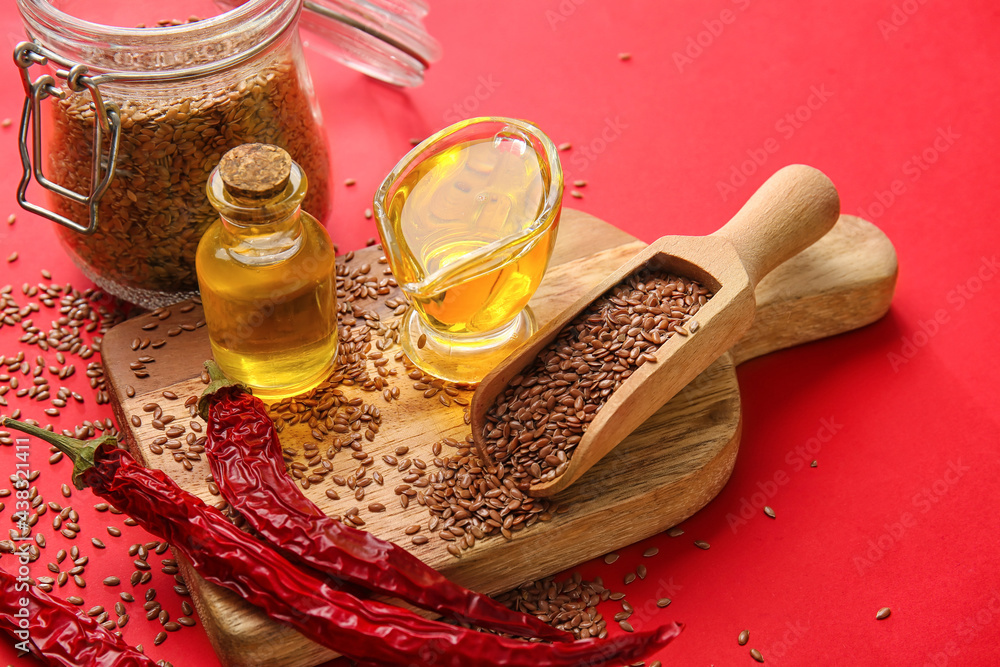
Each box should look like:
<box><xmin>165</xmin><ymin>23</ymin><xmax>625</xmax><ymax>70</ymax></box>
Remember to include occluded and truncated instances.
<box><xmin>101</xmin><ymin>209</ymin><xmax>897</xmax><ymax>667</ymax></box>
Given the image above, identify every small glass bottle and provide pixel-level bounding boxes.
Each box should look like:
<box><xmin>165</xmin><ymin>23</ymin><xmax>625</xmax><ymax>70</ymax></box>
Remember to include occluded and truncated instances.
<box><xmin>197</xmin><ymin>143</ymin><xmax>338</xmax><ymax>399</ymax></box>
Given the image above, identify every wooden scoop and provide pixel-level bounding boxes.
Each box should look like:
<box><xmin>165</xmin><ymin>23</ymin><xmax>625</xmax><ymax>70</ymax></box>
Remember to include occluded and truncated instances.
<box><xmin>470</xmin><ymin>164</ymin><xmax>841</xmax><ymax>497</ymax></box>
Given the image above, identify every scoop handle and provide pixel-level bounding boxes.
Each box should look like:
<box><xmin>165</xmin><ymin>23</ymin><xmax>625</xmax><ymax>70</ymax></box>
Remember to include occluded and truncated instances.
<box><xmin>712</xmin><ymin>164</ymin><xmax>840</xmax><ymax>288</ymax></box>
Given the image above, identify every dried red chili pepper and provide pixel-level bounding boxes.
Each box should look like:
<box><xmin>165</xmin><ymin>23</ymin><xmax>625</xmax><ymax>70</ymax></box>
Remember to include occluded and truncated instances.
<box><xmin>198</xmin><ymin>361</ymin><xmax>568</xmax><ymax>641</ymax></box>
<box><xmin>2</xmin><ymin>417</ymin><xmax>683</xmax><ymax>667</ymax></box>
<box><xmin>0</xmin><ymin>565</ymin><xmax>157</xmax><ymax>666</ymax></box>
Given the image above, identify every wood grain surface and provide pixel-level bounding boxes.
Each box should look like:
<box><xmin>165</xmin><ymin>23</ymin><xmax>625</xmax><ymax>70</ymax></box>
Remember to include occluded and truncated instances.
<box><xmin>474</xmin><ymin>165</ymin><xmax>841</xmax><ymax>496</ymax></box>
<box><xmin>101</xmin><ymin>209</ymin><xmax>896</xmax><ymax>667</ymax></box>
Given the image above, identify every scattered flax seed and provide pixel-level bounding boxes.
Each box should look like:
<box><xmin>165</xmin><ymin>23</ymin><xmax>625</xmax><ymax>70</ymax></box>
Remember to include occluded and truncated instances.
<box><xmin>6</xmin><ymin>214</ymin><xmax>15</xmax><ymax>225</ymax></box>
<box><xmin>573</xmin><ymin>180</ymin><xmax>587</xmax><ymax>187</ymax></box>
<box><xmin>738</xmin><ymin>629</ymin><xmax>749</xmax><ymax>645</ymax></box>
<box><xmin>876</xmin><ymin>607</ymin><xmax>891</xmax><ymax>620</ymax></box>
<box><xmin>364</xmin><ymin>208</ymin><xmax>373</xmax><ymax>220</ymax></box>
<box><xmin>618</xmin><ymin>620</ymin><xmax>634</xmax><ymax>633</ymax></box>
<box><xmin>492</xmin><ymin>573</ymin><xmax>610</xmax><ymax>640</ymax></box>
<box><xmin>811</xmin><ymin>460</ymin><xmax>818</xmax><ymax>467</ymax></box>
<box><xmin>618</xmin><ymin>52</ymin><xmax>632</xmax><ymax>61</ymax></box>
<box><xmin>569</xmin><ymin>190</ymin><xmax>583</xmax><ymax>199</ymax></box>
<box><xmin>344</xmin><ymin>178</ymin><xmax>356</xmax><ymax>186</ymax></box>
<box><xmin>558</xmin><ymin>142</ymin><xmax>572</xmax><ymax>151</ymax></box>
<box><xmin>642</xmin><ymin>547</ymin><xmax>659</xmax><ymax>557</ymax></box>
<box><xmin>604</xmin><ymin>552</ymin><xmax>619</xmax><ymax>565</ymax></box>
<box><xmin>635</xmin><ymin>564</ymin><xmax>647</xmax><ymax>580</ymax></box>
<box><xmin>763</xmin><ymin>506</ymin><xmax>776</xmax><ymax>519</ymax></box>
<box><xmin>750</xmin><ymin>648</ymin><xmax>764</xmax><ymax>662</ymax></box>
<box><xmin>624</xmin><ymin>572</ymin><xmax>636</xmax><ymax>585</ymax></box>
<box><xmin>694</xmin><ymin>540</ymin><xmax>710</xmax><ymax>550</ymax></box>
<box><xmin>417</xmin><ymin>333</ymin><xmax>427</xmax><ymax>349</ymax></box>
<box><xmin>1</xmin><ymin>118</ymin><xmax>10</xmax><ymax>127</ymax></box>
<box><xmin>103</xmin><ymin>576</ymin><xmax>120</xmax><ymax>586</ymax></box>
<box><xmin>656</xmin><ymin>598</ymin><xmax>671</xmax><ymax>608</ymax></box>
<box><xmin>667</xmin><ymin>527</ymin><xmax>684</xmax><ymax>537</ymax></box>
<box><xmin>6</xmin><ymin>252</ymin><xmax>17</xmax><ymax>263</ymax></box>
<box><xmin>409</xmin><ymin>137</ymin><xmax>422</xmax><ymax>146</ymax></box>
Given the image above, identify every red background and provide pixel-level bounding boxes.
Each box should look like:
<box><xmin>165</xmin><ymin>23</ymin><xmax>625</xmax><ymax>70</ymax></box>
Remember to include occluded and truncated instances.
<box><xmin>2</xmin><ymin>0</ymin><xmax>999</xmax><ymax>665</ymax></box>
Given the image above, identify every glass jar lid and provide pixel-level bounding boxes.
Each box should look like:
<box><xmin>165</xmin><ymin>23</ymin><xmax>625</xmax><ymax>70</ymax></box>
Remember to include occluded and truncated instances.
<box><xmin>300</xmin><ymin>0</ymin><xmax>442</xmax><ymax>87</ymax></box>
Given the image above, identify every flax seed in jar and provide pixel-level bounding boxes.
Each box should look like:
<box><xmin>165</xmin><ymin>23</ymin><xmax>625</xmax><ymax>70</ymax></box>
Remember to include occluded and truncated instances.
<box><xmin>15</xmin><ymin>0</ymin><xmax>332</xmax><ymax>307</ymax></box>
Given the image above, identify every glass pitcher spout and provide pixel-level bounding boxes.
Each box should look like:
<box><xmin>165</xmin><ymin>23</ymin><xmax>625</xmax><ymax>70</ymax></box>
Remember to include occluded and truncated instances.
<box><xmin>373</xmin><ymin>117</ymin><xmax>564</xmax><ymax>383</ymax></box>
<box><xmin>375</xmin><ymin>118</ymin><xmax>563</xmax><ymax>317</ymax></box>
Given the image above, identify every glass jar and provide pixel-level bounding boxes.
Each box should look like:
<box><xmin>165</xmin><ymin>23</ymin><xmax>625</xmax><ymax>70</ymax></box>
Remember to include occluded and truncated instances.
<box><xmin>14</xmin><ymin>0</ymin><xmax>337</xmax><ymax>308</ymax></box>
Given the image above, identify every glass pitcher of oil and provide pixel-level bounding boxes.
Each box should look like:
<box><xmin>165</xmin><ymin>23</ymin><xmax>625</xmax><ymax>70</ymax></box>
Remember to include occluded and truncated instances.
<box><xmin>373</xmin><ymin>117</ymin><xmax>563</xmax><ymax>383</ymax></box>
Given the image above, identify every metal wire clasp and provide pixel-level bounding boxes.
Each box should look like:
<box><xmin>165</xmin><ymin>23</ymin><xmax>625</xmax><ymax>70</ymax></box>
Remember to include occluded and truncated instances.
<box><xmin>13</xmin><ymin>41</ymin><xmax>121</xmax><ymax>235</ymax></box>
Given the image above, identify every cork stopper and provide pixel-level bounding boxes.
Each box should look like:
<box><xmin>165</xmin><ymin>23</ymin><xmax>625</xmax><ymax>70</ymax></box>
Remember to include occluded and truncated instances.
<box><xmin>218</xmin><ymin>144</ymin><xmax>292</xmax><ymax>201</ymax></box>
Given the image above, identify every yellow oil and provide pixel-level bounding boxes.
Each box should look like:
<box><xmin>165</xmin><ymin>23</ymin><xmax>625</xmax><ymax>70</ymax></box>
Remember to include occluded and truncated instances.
<box><xmin>196</xmin><ymin>211</ymin><xmax>337</xmax><ymax>399</ymax></box>
<box><xmin>384</xmin><ymin>136</ymin><xmax>559</xmax><ymax>335</ymax></box>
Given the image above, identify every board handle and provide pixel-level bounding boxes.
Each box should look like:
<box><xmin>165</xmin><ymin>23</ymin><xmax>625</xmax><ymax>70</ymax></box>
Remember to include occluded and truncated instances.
<box><xmin>712</xmin><ymin>164</ymin><xmax>840</xmax><ymax>288</ymax></box>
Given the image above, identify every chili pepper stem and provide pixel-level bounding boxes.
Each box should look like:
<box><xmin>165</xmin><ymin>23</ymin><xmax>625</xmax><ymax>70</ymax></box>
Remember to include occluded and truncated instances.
<box><xmin>198</xmin><ymin>360</ymin><xmax>251</xmax><ymax>420</ymax></box>
<box><xmin>0</xmin><ymin>417</ymin><xmax>114</xmax><ymax>490</ymax></box>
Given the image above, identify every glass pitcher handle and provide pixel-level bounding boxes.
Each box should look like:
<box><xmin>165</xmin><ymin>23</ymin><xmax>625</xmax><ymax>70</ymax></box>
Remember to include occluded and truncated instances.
<box><xmin>13</xmin><ymin>41</ymin><xmax>121</xmax><ymax>235</ymax></box>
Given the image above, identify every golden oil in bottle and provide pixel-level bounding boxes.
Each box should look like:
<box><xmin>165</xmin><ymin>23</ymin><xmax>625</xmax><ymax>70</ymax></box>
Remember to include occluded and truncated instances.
<box><xmin>375</xmin><ymin>119</ymin><xmax>563</xmax><ymax>383</ymax></box>
<box><xmin>196</xmin><ymin>143</ymin><xmax>337</xmax><ymax>399</ymax></box>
